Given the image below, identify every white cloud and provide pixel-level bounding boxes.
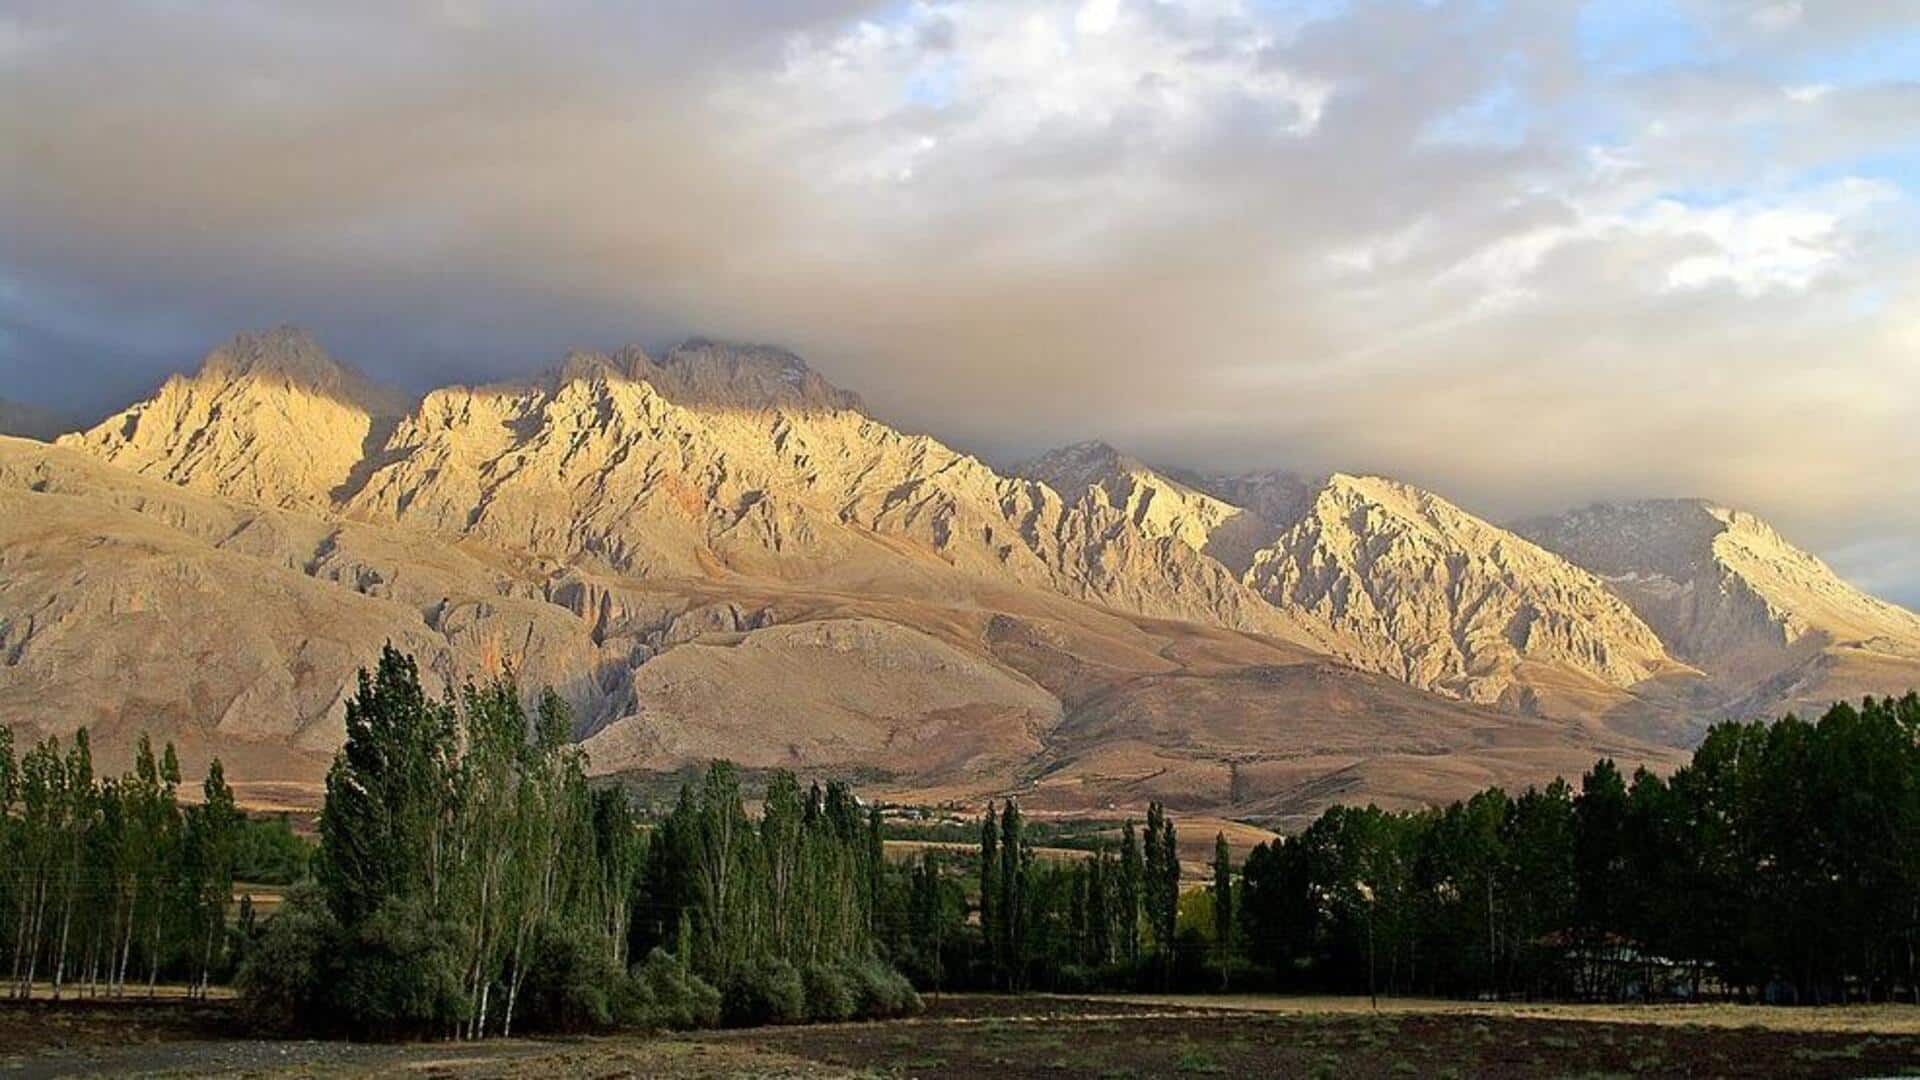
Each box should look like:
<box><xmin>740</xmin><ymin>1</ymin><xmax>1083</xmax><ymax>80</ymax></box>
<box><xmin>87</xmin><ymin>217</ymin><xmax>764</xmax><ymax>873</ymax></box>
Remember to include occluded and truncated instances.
<box><xmin>1751</xmin><ymin>2</ymin><xmax>1804</xmax><ymax>32</ymax></box>
<box><xmin>1645</xmin><ymin>181</ymin><xmax>1895</xmax><ymax>295</ymax></box>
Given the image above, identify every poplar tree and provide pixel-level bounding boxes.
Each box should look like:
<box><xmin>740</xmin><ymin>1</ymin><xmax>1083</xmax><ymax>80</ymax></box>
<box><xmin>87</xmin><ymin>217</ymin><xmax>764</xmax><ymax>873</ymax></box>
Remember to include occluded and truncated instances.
<box><xmin>997</xmin><ymin>799</ymin><xmax>1030</xmax><ymax>988</ymax></box>
<box><xmin>1118</xmin><ymin>820</ymin><xmax>1142</xmax><ymax>964</ymax></box>
<box><xmin>183</xmin><ymin>759</ymin><xmax>240</xmax><ymax>999</ymax></box>
<box><xmin>978</xmin><ymin>802</ymin><xmax>999</xmax><ymax>980</ymax></box>
<box><xmin>1212</xmin><ymin>831</ymin><xmax>1232</xmax><ymax>989</ymax></box>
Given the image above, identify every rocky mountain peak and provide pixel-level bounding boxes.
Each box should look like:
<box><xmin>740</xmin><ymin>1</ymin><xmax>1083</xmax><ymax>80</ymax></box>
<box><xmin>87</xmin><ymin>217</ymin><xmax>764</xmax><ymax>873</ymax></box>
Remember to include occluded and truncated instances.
<box><xmin>191</xmin><ymin>325</ymin><xmax>406</xmax><ymax>414</ymax></box>
<box><xmin>38</xmin><ymin>325</ymin><xmax>1920</xmax><ymax>740</ymax></box>
<box><xmin>1172</xmin><ymin>467</ymin><xmax>1318</xmax><ymax>528</ymax></box>
<box><xmin>1016</xmin><ymin>440</ymin><xmax>1141</xmax><ymax>495</ymax></box>
<box><xmin>1512</xmin><ymin>498</ymin><xmax>1725</xmax><ymax>579</ymax></box>
<box><xmin>546</xmin><ymin>345</ymin><xmax>664</xmax><ymax>387</ymax></box>
<box><xmin>1244</xmin><ymin>472</ymin><xmax>1678</xmax><ymax>703</ymax></box>
<box><xmin>650</xmin><ymin>339</ymin><xmax>864</xmax><ymax>413</ymax></box>
<box><xmin>57</xmin><ymin>327</ymin><xmax>406</xmax><ymax>508</ymax></box>
<box><xmin>1514</xmin><ymin>498</ymin><xmax>1920</xmax><ymax>680</ymax></box>
<box><xmin>1304</xmin><ymin>472</ymin><xmax>1498</xmax><ymax>545</ymax></box>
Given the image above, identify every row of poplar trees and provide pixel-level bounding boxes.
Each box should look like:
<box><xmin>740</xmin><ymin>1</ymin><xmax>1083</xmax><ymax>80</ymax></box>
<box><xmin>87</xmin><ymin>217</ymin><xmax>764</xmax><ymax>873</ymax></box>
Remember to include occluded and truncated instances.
<box><xmin>969</xmin><ymin>799</ymin><xmax>1183</xmax><ymax>989</ymax></box>
<box><xmin>294</xmin><ymin>648</ymin><xmax>643</xmax><ymax>1038</ymax></box>
<box><xmin>1</xmin><ymin>729</ymin><xmax>243</xmax><ymax>1000</ymax></box>
<box><xmin>242</xmin><ymin>645</ymin><xmax>913</xmax><ymax>1038</ymax></box>
<box><xmin>910</xmin><ymin>694</ymin><xmax>1919</xmax><ymax>1002</ymax></box>
<box><xmin>633</xmin><ymin>764</ymin><xmax>889</xmax><ymax>980</ymax></box>
<box><xmin>1235</xmin><ymin>694</ymin><xmax>1920</xmax><ymax>1003</ymax></box>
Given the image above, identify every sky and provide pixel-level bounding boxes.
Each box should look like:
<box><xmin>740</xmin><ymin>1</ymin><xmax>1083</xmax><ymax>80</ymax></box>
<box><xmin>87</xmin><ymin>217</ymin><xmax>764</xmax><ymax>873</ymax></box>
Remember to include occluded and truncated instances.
<box><xmin>2</xmin><ymin>0</ymin><xmax>1918</xmax><ymax>604</ymax></box>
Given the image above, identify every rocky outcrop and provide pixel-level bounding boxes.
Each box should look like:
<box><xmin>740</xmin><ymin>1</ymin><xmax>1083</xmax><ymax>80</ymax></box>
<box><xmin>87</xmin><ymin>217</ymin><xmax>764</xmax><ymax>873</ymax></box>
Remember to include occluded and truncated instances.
<box><xmin>1515</xmin><ymin>500</ymin><xmax>1920</xmax><ymax>698</ymax></box>
<box><xmin>1027</xmin><ymin>446</ymin><xmax>1683</xmax><ymax>705</ymax></box>
<box><xmin>60</xmin><ymin>327</ymin><xmax>409</xmax><ymax>508</ymax></box>
<box><xmin>342</xmin><ymin>357</ymin><xmax>1315</xmax><ymax>645</ymax></box>
<box><xmin>1019</xmin><ymin>441</ymin><xmax>1280</xmax><ymax>574</ymax></box>
<box><xmin>1243</xmin><ymin>474</ymin><xmax>1679</xmax><ymax>703</ymax></box>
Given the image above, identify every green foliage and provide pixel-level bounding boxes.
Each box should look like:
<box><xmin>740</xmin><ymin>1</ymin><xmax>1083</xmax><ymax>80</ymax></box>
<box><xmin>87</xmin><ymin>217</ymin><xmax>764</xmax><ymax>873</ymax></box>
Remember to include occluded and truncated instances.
<box><xmin>1228</xmin><ymin>693</ymin><xmax>1920</xmax><ymax>1001</ymax></box>
<box><xmin>2</xmin><ymin>726</ymin><xmax>235</xmax><ymax>1001</ymax></box>
<box><xmin>221</xmin><ymin>645</ymin><xmax>914</xmax><ymax>1036</ymax></box>
<box><xmin>235</xmin><ymin>884</ymin><xmax>337</xmax><ymax>1031</ymax></box>
<box><xmin>802</xmin><ymin>960</ymin><xmax>858</xmax><ymax>1022</ymax></box>
<box><xmin>1211</xmin><ymin>832</ymin><xmax>1233</xmax><ymax>988</ymax></box>
<box><xmin>624</xmin><ymin>947</ymin><xmax>722</xmax><ymax>1031</ymax></box>
<box><xmin>846</xmin><ymin>955</ymin><xmax>922</xmax><ymax>1018</ymax></box>
<box><xmin>905</xmin><ymin>692</ymin><xmax>1920</xmax><ymax>1002</ymax></box>
<box><xmin>328</xmin><ymin>895</ymin><xmax>469</xmax><ymax>1040</ymax></box>
<box><xmin>723</xmin><ymin>957</ymin><xmax>808</xmax><ymax>1026</ymax></box>
<box><xmin>233</xmin><ymin>813</ymin><xmax>313</xmax><ymax>885</ymax></box>
<box><xmin>253</xmin><ymin>647</ymin><xmax>657</xmax><ymax>1037</ymax></box>
<box><xmin>517</xmin><ymin>920</ymin><xmax>622</xmax><ymax>1033</ymax></box>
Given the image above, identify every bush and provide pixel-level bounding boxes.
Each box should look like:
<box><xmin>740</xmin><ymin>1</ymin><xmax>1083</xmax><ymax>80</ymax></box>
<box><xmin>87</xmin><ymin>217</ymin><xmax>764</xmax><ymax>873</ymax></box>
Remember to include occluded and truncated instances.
<box><xmin>517</xmin><ymin>922</ymin><xmax>622</xmax><ymax>1033</ymax></box>
<box><xmin>1049</xmin><ymin>962</ymin><xmax>1098</xmax><ymax>993</ymax></box>
<box><xmin>232</xmin><ymin>813</ymin><xmax>314</xmax><ymax>885</ymax></box>
<box><xmin>625</xmin><ymin>948</ymin><xmax>721</xmax><ymax>1031</ymax></box>
<box><xmin>802</xmin><ymin>961</ymin><xmax>857</xmax><ymax>1023</ymax></box>
<box><xmin>723</xmin><ymin>957</ymin><xmax>808</xmax><ymax>1027</ymax></box>
<box><xmin>847</xmin><ymin>956</ymin><xmax>922</xmax><ymax>1019</ymax></box>
<box><xmin>236</xmin><ymin>884</ymin><xmax>338</xmax><ymax>1033</ymax></box>
<box><xmin>324</xmin><ymin>895</ymin><xmax>469</xmax><ymax>1039</ymax></box>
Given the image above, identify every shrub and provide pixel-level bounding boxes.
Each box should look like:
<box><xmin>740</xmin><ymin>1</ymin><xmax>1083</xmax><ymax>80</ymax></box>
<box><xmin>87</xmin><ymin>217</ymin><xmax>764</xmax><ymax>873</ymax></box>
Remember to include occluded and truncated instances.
<box><xmin>323</xmin><ymin>895</ymin><xmax>469</xmax><ymax>1039</ymax></box>
<box><xmin>847</xmin><ymin>956</ymin><xmax>922</xmax><ymax>1019</ymax></box>
<box><xmin>517</xmin><ymin>921</ymin><xmax>621</xmax><ymax>1033</ymax></box>
<box><xmin>236</xmin><ymin>884</ymin><xmax>338</xmax><ymax>1034</ymax></box>
<box><xmin>1050</xmin><ymin>963</ymin><xmax>1098</xmax><ymax>993</ymax></box>
<box><xmin>627</xmin><ymin>948</ymin><xmax>721</xmax><ymax>1031</ymax></box>
<box><xmin>802</xmin><ymin>961</ymin><xmax>857</xmax><ymax>1023</ymax></box>
<box><xmin>723</xmin><ymin>957</ymin><xmax>808</xmax><ymax>1027</ymax></box>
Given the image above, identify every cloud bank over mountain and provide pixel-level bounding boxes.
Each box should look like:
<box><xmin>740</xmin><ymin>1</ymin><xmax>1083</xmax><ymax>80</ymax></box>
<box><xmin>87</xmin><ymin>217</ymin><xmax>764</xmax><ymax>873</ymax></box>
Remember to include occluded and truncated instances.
<box><xmin>3</xmin><ymin>0</ymin><xmax>1917</xmax><ymax>599</ymax></box>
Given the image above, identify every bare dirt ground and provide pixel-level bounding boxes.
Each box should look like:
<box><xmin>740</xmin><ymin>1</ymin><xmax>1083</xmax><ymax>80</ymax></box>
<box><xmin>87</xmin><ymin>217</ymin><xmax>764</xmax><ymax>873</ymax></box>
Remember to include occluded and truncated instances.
<box><xmin>2</xmin><ymin>993</ymin><xmax>1917</xmax><ymax>1078</ymax></box>
<box><xmin>1074</xmin><ymin>992</ymin><xmax>1920</xmax><ymax>1035</ymax></box>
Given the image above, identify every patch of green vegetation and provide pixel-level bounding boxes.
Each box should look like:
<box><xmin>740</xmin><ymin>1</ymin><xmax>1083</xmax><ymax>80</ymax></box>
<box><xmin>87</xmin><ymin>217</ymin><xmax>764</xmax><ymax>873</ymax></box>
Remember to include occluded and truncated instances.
<box><xmin>1175</xmin><ymin>1050</ymin><xmax>1226</xmax><ymax>1075</ymax></box>
<box><xmin>1789</xmin><ymin>1042</ymin><xmax>1867</xmax><ymax>1063</ymax></box>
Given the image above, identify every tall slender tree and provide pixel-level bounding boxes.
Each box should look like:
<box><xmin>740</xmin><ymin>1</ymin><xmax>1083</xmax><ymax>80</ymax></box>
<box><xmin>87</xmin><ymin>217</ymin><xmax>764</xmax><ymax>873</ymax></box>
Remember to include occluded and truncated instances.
<box><xmin>1212</xmin><ymin>832</ymin><xmax>1233</xmax><ymax>989</ymax></box>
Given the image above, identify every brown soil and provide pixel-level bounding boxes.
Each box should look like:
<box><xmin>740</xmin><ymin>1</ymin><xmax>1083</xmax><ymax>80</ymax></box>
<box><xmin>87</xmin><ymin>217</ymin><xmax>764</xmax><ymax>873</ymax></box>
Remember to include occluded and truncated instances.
<box><xmin>3</xmin><ymin>993</ymin><xmax>1916</xmax><ymax>1078</ymax></box>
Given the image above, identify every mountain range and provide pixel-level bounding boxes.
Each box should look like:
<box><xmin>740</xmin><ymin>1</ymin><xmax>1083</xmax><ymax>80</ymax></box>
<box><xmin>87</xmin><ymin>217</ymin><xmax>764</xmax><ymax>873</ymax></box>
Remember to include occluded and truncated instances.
<box><xmin>4</xmin><ymin>327</ymin><xmax>1916</xmax><ymax>825</ymax></box>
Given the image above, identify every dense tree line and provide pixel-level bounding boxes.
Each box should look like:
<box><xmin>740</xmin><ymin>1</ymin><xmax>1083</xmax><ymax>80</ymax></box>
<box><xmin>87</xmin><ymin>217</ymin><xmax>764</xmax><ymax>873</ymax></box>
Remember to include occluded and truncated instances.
<box><xmin>14</xmin><ymin>652</ymin><xmax>1913</xmax><ymax>1016</ymax></box>
<box><xmin>881</xmin><ymin>799</ymin><xmax>1184</xmax><ymax>992</ymax></box>
<box><xmin>239</xmin><ymin>645</ymin><xmax>917</xmax><ymax>1038</ymax></box>
<box><xmin>893</xmin><ymin>695</ymin><xmax>1920</xmax><ymax>1004</ymax></box>
<box><xmin>625</xmin><ymin>760</ymin><xmax>919</xmax><ymax>1027</ymax></box>
<box><xmin>2</xmin><ymin>729</ymin><xmax>244</xmax><ymax>1000</ymax></box>
<box><xmin>1234</xmin><ymin>695</ymin><xmax>1920</xmax><ymax>1002</ymax></box>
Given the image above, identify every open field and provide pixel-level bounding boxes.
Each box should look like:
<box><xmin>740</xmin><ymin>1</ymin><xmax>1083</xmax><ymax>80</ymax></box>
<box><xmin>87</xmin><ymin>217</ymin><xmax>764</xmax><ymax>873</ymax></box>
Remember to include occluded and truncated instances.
<box><xmin>3</xmin><ymin>993</ymin><xmax>1917</xmax><ymax>1078</ymax></box>
<box><xmin>1072</xmin><ymin>993</ymin><xmax>1920</xmax><ymax>1035</ymax></box>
